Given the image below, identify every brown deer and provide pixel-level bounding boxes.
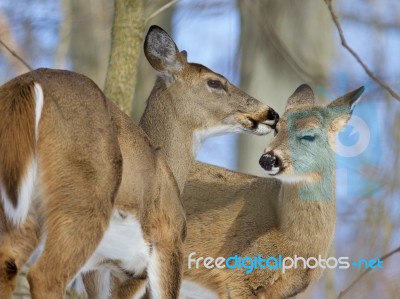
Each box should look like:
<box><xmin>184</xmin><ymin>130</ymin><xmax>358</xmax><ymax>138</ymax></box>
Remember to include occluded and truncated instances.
<box><xmin>0</xmin><ymin>25</ymin><xmax>278</xmax><ymax>299</ymax></box>
<box><xmin>179</xmin><ymin>84</ymin><xmax>364</xmax><ymax>298</ymax></box>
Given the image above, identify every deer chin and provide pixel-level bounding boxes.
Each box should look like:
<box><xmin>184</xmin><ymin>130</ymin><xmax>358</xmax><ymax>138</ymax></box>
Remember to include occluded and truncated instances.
<box><xmin>251</xmin><ymin>121</ymin><xmax>275</xmax><ymax>135</ymax></box>
<box><xmin>262</xmin><ymin>162</ymin><xmax>298</xmax><ymax>180</ymax></box>
<box><xmin>273</xmin><ymin>171</ymin><xmax>317</xmax><ymax>184</ymax></box>
<box><xmin>264</xmin><ymin>166</ymin><xmax>281</xmax><ymax>176</ymax></box>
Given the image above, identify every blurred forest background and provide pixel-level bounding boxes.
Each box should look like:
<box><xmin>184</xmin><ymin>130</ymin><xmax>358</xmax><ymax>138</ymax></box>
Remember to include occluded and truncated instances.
<box><xmin>0</xmin><ymin>0</ymin><xmax>399</xmax><ymax>298</ymax></box>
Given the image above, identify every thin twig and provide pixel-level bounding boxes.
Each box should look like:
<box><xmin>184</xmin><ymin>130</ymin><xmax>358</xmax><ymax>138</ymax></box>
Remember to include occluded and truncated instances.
<box><xmin>0</xmin><ymin>38</ymin><xmax>64</xmax><ymax>115</ymax></box>
<box><xmin>0</xmin><ymin>39</ymin><xmax>33</xmax><ymax>71</ymax></box>
<box><xmin>324</xmin><ymin>0</ymin><xmax>400</xmax><ymax>101</ymax></box>
<box><xmin>337</xmin><ymin>245</ymin><xmax>400</xmax><ymax>299</ymax></box>
<box><xmin>145</xmin><ymin>0</ymin><xmax>180</xmax><ymax>23</ymax></box>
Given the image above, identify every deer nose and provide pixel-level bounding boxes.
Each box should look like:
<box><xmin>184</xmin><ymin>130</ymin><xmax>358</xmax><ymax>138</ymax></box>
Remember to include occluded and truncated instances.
<box><xmin>259</xmin><ymin>152</ymin><xmax>277</xmax><ymax>171</ymax></box>
<box><xmin>267</xmin><ymin>108</ymin><xmax>279</xmax><ymax>126</ymax></box>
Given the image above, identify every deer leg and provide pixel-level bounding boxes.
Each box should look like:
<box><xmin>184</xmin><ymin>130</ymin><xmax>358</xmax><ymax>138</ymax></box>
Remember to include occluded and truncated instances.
<box><xmin>27</xmin><ymin>184</ymin><xmax>117</xmax><ymax>299</ymax></box>
<box><xmin>27</xmin><ymin>210</ymin><xmax>111</xmax><ymax>299</ymax></box>
<box><xmin>27</xmin><ymin>160</ymin><xmax>120</xmax><ymax>298</ymax></box>
<box><xmin>147</xmin><ymin>241</ymin><xmax>183</xmax><ymax>299</ymax></box>
<box><xmin>113</xmin><ymin>277</ymin><xmax>147</xmax><ymax>299</ymax></box>
<box><xmin>0</xmin><ymin>212</ymin><xmax>40</xmax><ymax>299</ymax></box>
<box><xmin>82</xmin><ymin>271</ymin><xmax>101</xmax><ymax>299</ymax></box>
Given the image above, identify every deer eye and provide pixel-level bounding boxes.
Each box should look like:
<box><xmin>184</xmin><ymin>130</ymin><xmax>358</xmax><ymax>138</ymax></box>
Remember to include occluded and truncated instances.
<box><xmin>207</xmin><ymin>79</ymin><xmax>224</xmax><ymax>89</ymax></box>
<box><xmin>300</xmin><ymin>135</ymin><xmax>316</xmax><ymax>142</ymax></box>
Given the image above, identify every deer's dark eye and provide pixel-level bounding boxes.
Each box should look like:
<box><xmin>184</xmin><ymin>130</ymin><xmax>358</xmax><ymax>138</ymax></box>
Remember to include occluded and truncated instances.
<box><xmin>300</xmin><ymin>135</ymin><xmax>316</xmax><ymax>142</ymax></box>
<box><xmin>207</xmin><ymin>79</ymin><xmax>223</xmax><ymax>89</ymax></box>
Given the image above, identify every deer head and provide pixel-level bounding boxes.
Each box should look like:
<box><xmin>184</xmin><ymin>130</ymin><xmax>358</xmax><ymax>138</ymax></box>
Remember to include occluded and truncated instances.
<box><xmin>143</xmin><ymin>25</ymin><xmax>279</xmax><ymax>150</ymax></box>
<box><xmin>259</xmin><ymin>84</ymin><xmax>364</xmax><ymax>183</ymax></box>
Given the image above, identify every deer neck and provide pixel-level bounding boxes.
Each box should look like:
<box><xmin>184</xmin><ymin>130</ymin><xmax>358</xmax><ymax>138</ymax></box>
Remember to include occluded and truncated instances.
<box><xmin>278</xmin><ymin>176</ymin><xmax>337</xmax><ymax>249</ymax></box>
<box><xmin>139</xmin><ymin>82</ymin><xmax>195</xmax><ymax>194</ymax></box>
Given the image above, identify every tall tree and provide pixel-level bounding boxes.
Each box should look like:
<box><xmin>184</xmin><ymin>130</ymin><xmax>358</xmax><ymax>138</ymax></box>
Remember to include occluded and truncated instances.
<box><xmin>69</xmin><ymin>0</ymin><xmax>113</xmax><ymax>87</ymax></box>
<box><xmin>104</xmin><ymin>0</ymin><xmax>145</xmax><ymax>115</ymax></box>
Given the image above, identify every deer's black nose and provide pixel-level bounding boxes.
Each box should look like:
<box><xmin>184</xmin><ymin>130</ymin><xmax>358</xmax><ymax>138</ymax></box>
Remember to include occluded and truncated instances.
<box><xmin>259</xmin><ymin>153</ymin><xmax>277</xmax><ymax>171</ymax></box>
<box><xmin>267</xmin><ymin>109</ymin><xmax>279</xmax><ymax>126</ymax></box>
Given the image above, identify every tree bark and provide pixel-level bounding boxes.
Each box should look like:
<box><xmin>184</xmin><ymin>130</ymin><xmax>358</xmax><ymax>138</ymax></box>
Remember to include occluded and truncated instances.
<box><xmin>104</xmin><ymin>0</ymin><xmax>145</xmax><ymax>116</ymax></box>
<box><xmin>69</xmin><ymin>0</ymin><xmax>112</xmax><ymax>87</ymax></box>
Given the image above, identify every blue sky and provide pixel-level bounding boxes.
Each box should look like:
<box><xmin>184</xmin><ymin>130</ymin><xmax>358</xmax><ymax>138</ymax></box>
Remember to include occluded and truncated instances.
<box><xmin>173</xmin><ymin>0</ymin><xmax>241</xmax><ymax>169</ymax></box>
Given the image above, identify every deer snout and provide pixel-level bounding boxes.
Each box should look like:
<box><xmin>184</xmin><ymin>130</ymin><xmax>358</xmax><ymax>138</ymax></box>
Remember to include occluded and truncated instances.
<box><xmin>259</xmin><ymin>153</ymin><xmax>276</xmax><ymax>170</ymax></box>
<box><xmin>259</xmin><ymin>151</ymin><xmax>281</xmax><ymax>175</ymax></box>
<box><xmin>240</xmin><ymin>106</ymin><xmax>280</xmax><ymax>136</ymax></box>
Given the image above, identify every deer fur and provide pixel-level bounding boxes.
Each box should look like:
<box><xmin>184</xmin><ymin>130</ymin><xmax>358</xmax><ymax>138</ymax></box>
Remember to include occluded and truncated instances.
<box><xmin>0</xmin><ymin>69</ymin><xmax>123</xmax><ymax>299</ymax></box>
<box><xmin>0</xmin><ymin>25</ymin><xmax>278</xmax><ymax>298</ymax></box>
<box><xmin>82</xmin><ymin>25</ymin><xmax>278</xmax><ymax>299</ymax></box>
<box><xmin>179</xmin><ymin>84</ymin><xmax>364</xmax><ymax>299</ymax></box>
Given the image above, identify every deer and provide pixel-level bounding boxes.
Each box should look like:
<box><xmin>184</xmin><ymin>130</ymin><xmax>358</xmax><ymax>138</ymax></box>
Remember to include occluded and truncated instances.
<box><xmin>177</xmin><ymin>84</ymin><xmax>364</xmax><ymax>299</ymax></box>
<box><xmin>0</xmin><ymin>25</ymin><xmax>279</xmax><ymax>299</ymax></box>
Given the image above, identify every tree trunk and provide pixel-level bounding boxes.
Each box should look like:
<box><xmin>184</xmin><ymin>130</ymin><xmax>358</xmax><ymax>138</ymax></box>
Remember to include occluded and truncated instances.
<box><xmin>69</xmin><ymin>0</ymin><xmax>113</xmax><ymax>87</ymax></box>
<box><xmin>132</xmin><ymin>4</ymin><xmax>173</xmax><ymax>122</ymax></box>
<box><xmin>104</xmin><ymin>0</ymin><xmax>145</xmax><ymax>116</ymax></box>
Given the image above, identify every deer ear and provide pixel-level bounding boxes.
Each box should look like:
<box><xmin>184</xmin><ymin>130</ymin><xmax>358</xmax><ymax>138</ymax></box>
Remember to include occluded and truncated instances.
<box><xmin>327</xmin><ymin>86</ymin><xmax>364</xmax><ymax>113</ymax></box>
<box><xmin>180</xmin><ymin>50</ymin><xmax>188</xmax><ymax>62</ymax></box>
<box><xmin>144</xmin><ymin>25</ymin><xmax>186</xmax><ymax>74</ymax></box>
<box><xmin>286</xmin><ymin>84</ymin><xmax>315</xmax><ymax>108</ymax></box>
<box><xmin>327</xmin><ymin>86</ymin><xmax>365</xmax><ymax>131</ymax></box>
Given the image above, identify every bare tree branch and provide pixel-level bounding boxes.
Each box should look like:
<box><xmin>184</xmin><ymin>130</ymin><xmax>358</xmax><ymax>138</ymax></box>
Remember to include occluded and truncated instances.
<box><xmin>340</xmin><ymin>12</ymin><xmax>400</xmax><ymax>29</ymax></box>
<box><xmin>0</xmin><ymin>39</ymin><xmax>66</xmax><ymax>114</ymax></box>
<box><xmin>337</xmin><ymin>245</ymin><xmax>400</xmax><ymax>299</ymax></box>
<box><xmin>324</xmin><ymin>0</ymin><xmax>400</xmax><ymax>101</ymax></box>
<box><xmin>0</xmin><ymin>12</ymin><xmax>31</xmax><ymax>75</ymax></box>
<box><xmin>0</xmin><ymin>39</ymin><xmax>33</xmax><ymax>71</ymax></box>
<box><xmin>145</xmin><ymin>0</ymin><xmax>180</xmax><ymax>24</ymax></box>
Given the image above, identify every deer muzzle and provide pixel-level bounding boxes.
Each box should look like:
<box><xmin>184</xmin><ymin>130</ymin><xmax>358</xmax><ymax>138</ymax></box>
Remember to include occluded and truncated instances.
<box><xmin>240</xmin><ymin>107</ymin><xmax>280</xmax><ymax>135</ymax></box>
<box><xmin>259</xmin><ymin>151</ymin><xmax>281</xmax><ymax>175</ymax></box>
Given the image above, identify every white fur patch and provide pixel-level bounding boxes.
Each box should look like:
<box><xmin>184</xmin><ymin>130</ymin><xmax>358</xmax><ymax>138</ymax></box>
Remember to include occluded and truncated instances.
<box><xmin>68</xmin><ymin>275</ymin><xmax>86</xmax><ymax>296</ymax></box>
<box><xmin>180</xmin><ymin>280</ymin><xmax>219</xmax><ymax>299</ymax></box>
<box><xmin>34</xmin><ymin>83</ymin><xmax>44</xmax><ymax>142</ymax></box>
<box><xmin>274</xmin><ymin>173</ymin><xmax>315</xmax><ymax>184</ymax></box>
<box><xmin>253</xmin><ymin>122</ymin><xmax>274</xmax><ymax>135</ymax></box>
<box><xmin>97</xmin><ymin>269</ymin><xmax>112</xmax><ymax>299</ymax></box>
<box><xmin>28</xmin><ymin>234</ymin><xmax>46</xmax><ymax>265</ymax></box>
<box><xmin>147</xmin><ymin>249</ymin><xmax>162</xmax><ymax>299</ymax></box>
<box><xmin>98</xmin><ymin>211</ymin><xmax>149</xmax><ymax>272</ymax></box>
<box><xmin>265</xmin><ymin>166</ymin><xmax>280</xmax><ymax>176</ymax></box>
<box><xmin>0</xmin><ymin>159</ymin><xmax>37</xmax><ymax>226</ymax></box>
<box><xmin>193</xmin><ymin>119</ymin><xmax>275</xmax><ymax>155</ymax></box>
<box><xmin>77</xmin><ymin>211</ymin><xmax>150</xmax><ymax>285</ymax></box>
<box><xmin>193</xmin><ymin>125</ymin><xmax>242</xmax><ymax>155</ymax></box>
